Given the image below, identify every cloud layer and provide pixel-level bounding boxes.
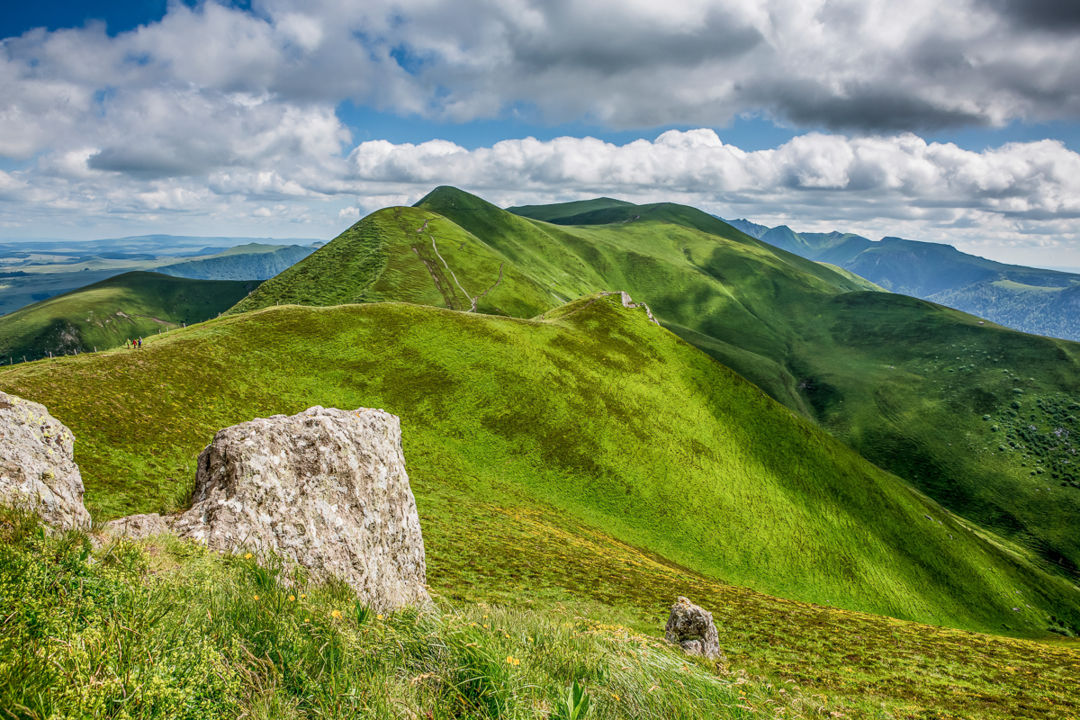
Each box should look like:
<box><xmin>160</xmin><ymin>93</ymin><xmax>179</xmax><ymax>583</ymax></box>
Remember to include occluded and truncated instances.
<box><xmin>1</xmin><ymin>0</ymin><xmax>1079</xmax><ymax>263</ymax></box>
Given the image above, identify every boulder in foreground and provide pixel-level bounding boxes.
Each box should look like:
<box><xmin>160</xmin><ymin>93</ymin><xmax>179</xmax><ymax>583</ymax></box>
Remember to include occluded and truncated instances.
<box><xmin>169</xmin><ymin>406</ymin><xmax>430</xmax><ymax>611</ymax></box>
<box><xmin>665</xmin><ymin>596</ymin><xmax>722</xmax><ymax>660</ymax></box>
<box><xmin>0</xmin><ymin>390</ymin><xmax>91</xmax><ymax>531</ymax></box>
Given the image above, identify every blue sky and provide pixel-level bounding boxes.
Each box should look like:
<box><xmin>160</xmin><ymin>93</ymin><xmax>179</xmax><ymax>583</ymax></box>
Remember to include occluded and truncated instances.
<box><xmin>1</xmin><ymin>0</ymin><xmax>1079</xmax><ymax>266</ymax></box>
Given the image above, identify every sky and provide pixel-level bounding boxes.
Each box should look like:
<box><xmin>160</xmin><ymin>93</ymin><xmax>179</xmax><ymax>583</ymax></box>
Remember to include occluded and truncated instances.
<box><xmin>1</xmin><ymin>1</ymin><xmax>1080</xmax><ymax>267</ymax></box>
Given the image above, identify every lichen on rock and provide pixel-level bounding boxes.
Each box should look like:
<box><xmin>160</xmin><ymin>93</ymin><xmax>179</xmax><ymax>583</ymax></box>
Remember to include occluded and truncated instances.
<box><xmin>0</xmin><ymin>390</ymin><xmax>91</xmax><ymax>531</ymax></box>
<box><xmin>168</xmin><ymin>406</ymin><xmax>431</xmax><ymax>611</ymax></box>
<box><xmin>665</xmin><ymin>596</ymin><xmax>723</xmax><ymax>660</ymax></box>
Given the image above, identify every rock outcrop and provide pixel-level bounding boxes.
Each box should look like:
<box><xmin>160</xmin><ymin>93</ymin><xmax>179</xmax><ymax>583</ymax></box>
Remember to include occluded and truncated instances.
<box><xmin>169</xmin><ymin>406</ymin><xmax>430</xmax><ymax>611</ymax></box>
<box><xmin>665</xmin><ymin>596</ymin><xmax>722</xmax><ymax>660</ymax></box>
<box><xmin>0</xmin><ymin>390</ymin><xmax>91</xmax><ymax>531</ymax></box>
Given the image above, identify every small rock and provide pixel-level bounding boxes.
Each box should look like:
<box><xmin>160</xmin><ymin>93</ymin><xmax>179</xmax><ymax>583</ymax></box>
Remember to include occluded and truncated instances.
<box><xmin>665</xmin><ymin>596</ymin><xmax>722</xmax><ymax>660</ymax></box>
<box><xmin>170</xmin><ymin>406</ymin><xmax>430</xmax><ymax>611</ymax></box>
<box><xmin>0</xmin><ymin>391</ymin><xmax>91</xmax><ymax>531</ymax></box>
<box><xmin>101</xmin><ymin>513</ymin><xmax>170</xmax><ymax>540</ymax></box>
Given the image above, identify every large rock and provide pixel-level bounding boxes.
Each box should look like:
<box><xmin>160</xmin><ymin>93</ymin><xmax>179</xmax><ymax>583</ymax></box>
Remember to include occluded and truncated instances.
<box><xmin>665</xmin><ymin>596</ymin><xmax>722</xmax><ymax>660</ymax></box>
<box><xmin>0</xmin><ymin>390</ymin><xmax>91</xmax><ymax>531</ymax></box>
<box><xmin>169</xmin><ymin>406</ymin><xmax>430</xmax><ymax>611</ymax></box>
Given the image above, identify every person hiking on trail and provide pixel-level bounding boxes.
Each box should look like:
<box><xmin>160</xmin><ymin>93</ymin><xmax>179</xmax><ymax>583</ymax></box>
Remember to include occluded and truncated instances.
<box><xmin>137</xmin><ymin>337</ymin><xmax>143</xmax><ymax>349</ymax></box>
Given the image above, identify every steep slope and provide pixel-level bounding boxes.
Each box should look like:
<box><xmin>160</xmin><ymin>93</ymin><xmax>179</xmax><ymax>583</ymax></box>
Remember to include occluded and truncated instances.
<box><xmin>2</xmin><ymin>295</ymin><xmax>1079</xmax><ymax>639</ymax></box>
<box><xmin>755</xmin><ymin>226</ymin><xmax>1080</xmax><ymax>341</ymax></box>
<box><xmin>157</xmin><ymin>243</ymin><xmax>316</xmax><ymax>280</ymax></box>
<box><xmin>248</xmin><ymin>185</ymin><xmax>1080</xmax><ymax>578</ymax></box>
<box><xmin>231</xmin><ymin>206</ymin><xmax>555</xmax><ymax>317</ymax></box>
<box><xmin>0</xmin><ymin>271</ymin><xmax>258</xmax><ymax>360</ymax></box>
<box><xmin>230</xmin><ymin>186</ymin><xmax>1080</xmax><ymax>581</ymax></box>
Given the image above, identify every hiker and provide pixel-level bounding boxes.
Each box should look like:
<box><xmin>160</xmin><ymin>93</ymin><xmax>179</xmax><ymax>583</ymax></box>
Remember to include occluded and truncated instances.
<box><xmin>137</xmin><ymin>337</ymin><xmax>143</xmax><ymax>349</ymax></box>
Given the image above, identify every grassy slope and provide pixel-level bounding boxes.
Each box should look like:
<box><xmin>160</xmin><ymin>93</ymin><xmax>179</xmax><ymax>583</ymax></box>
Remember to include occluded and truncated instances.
<box><xmin>763</xmin><ymin>229</ymin><xmax>1080</xmax><ymax>341</ymax></box>
<box><xmin>3</xmin><ymin>301</ymin><xmax>1080</xmax><ymax>718</ymax></box>
<box><xmin>0</xmin><ymin>271</ymin><xmax>258</xmax><ymax>360</ymax></box>
<box><xmin>419</xmin><ymin>187</ymin><xmax>1080</xmax><ymax>580</ymax></box>
<box><xmin>9</xmin><ymin>513</ymin><xmax>1079</xmax><ymax>720</ymax></box>
<box><xmin>2</xmin><ymin>296</ymin><xmax>1079</xmax><ymax>639</ymax></box>
<box><xmin>229</xmin><ymin>187</ymin><xmax>1080</xmax><ymax>579</ymax></box>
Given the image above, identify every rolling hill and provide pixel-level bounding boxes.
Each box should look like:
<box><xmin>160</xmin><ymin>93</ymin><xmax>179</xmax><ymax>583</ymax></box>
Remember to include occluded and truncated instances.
<box><xmin>750</xmin><ymin>224</ymin><xmax>1080</xmax><ymax>341</ymax></box>
<box><xmin>2</xmin><ymin>295</ymin><xmax>1078</xmax><ymax>642</ymax></box>
<box><xmin>0</xmin><ymin>271</ymin><xmax>258</xmax><ymax>361</ymax></box>
<box><xmin>236</xmin><ymin>187</ymin><xmax>1080</xmax><ymax>584</ymax></box>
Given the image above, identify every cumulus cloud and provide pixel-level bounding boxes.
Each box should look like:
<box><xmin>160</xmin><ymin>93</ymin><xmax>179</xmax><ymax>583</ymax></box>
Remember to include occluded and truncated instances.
<box><xmin>0</xmin><ymin>0</ymin><xmax>1079</xmax><ymax>263</ymax></box>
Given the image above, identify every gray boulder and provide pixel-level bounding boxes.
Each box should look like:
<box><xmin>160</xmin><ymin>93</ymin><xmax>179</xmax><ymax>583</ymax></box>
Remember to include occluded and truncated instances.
<box><xmin>169</xmin><ymin>406</ymin><xmax>430</xmax><ymax>611</ymax></box>
<box><xmin>665</xmin><ymin>596</ymin><xmax>722</xmax><ymax>660</ymax></box>
<box><xmin>101</xmin><ymin>513</ymin><xmax>171</xmax><ymax>540</ymax></box>
<box><xmin>0</xmin><ymin>390</ymin><xmax>91</xmax><ymax>531</ymax></box>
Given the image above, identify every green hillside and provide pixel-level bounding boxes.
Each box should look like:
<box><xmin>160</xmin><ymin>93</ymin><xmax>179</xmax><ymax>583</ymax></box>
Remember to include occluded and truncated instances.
<box><xmin>3</xmin><ymin>296</ymin><xmax>1078</xmax><ymax>639</ymax></box>
<box><xmin>5</xmin><ymin>295</ymin><xmax>1080</xmax><ymax>717</ymax></box>
<box><xmin>234</xmin><ymin>187</ymin><xmax>1080</xmax><ymax>582</ymax></box>
<box><xmin>756</xmin><ymin>226</ymin><xmax>1080</xmax><ymax>341</ymax></box>
<box><xmin>0</xmin><ymin>271</ymin><xmax>258</xmax><ymax>361</ymax></box>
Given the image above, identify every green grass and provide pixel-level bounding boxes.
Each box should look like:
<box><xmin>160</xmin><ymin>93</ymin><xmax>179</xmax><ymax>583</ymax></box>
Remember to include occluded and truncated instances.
<box><xmin>236</xmin><ymin>186</ymin><xmax>1080</xmax><ymax>582</ymax></box>
<box><xmin>2</xmin><ymin>509</ymin><xmax>832</xmax><ymax>720</ymax></box>
<box><xmin>1</xmin><ymin>296</ymin><xmax>1078</xmax><ymax>642</ymax></box>
<box><xmin>0</xmin><ymin>271</ymin><xmax>258</xmax><ymax>361</ymax></box>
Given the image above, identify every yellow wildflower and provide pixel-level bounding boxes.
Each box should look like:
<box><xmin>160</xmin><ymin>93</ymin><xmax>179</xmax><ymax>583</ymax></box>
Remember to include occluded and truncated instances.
<box><xmin>288</xmin><ymin>595</ymin><xmax>296</xmax><ymax>602</ymax></box>
<box><xmin>377</xmin><ymin>614</ymin><xmax>384</xmax><ymax>620</ymax></box>
<box><xmin>244</xmin><ymin>552</ymin><xmax>253</xmax><ymax>559</ymax></box>
<box><xmin>253</xmin><ymin>594</ymin><xmax>259</xmax><ymax>601</ymax></box>
<box><xmin>505</xmin><ymin>656</ymin><xmax>520</xmax><ymax>666</ymax></box>
<box><xmin>331</xmin><ymin>609</ymin><xmax>342</xmax><ymax>619</ymax></box>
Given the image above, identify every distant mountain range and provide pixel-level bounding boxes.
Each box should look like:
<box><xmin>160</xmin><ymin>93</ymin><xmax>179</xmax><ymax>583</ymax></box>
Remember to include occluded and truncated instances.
<box><xmin>0</xmin><ymin>237</ymin><xmax>318</xmax><ymax>316</ymax></box>
<box><xmin>723</xmin><ymin>219</ymin><xmax>1080</xmax><ymax>341</ymax></box>
<box><xmin>157</xmin><ymin>243</ymin><xmax>316</xmax><ymax>281</ymax></box>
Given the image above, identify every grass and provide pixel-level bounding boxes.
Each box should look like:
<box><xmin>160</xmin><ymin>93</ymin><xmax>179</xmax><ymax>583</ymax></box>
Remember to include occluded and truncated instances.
<box><xmin>0</xmin><ymin>271</ymin><xmax>258</xmax><ymax>361</ymax></box>
<box><xmin>2</xmin><ymin>508</ymin><xmax>832</xmax><ymax>720</ymax></box>
<box><xmin>4</xmin><ymin>493</ymin><xmax>1080</xmax><ymax>719</ymax></box>
<box><xmin>1</xmin><ymin>296</ymin><xmax>1078</xmax><ymax>641</ymax></box>
<box><xmin>237</xmin><ymin>186</ymin><xmax>1080</xmax><ymax>583</ymax></box>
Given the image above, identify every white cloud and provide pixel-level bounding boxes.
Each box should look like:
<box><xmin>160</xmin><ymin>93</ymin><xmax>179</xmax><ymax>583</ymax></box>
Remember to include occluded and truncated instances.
<box><xmin>0</xmin><ymin>0</ymin><xmax>1078</xmax><ymax>264</ymax></box>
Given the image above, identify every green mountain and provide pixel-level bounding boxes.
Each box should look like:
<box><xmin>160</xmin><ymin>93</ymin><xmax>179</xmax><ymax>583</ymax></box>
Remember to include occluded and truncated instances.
<box><xmin>5</xmin><ymin>193</ymin><xmax>1080</xmax><ymax>718</ymax></box>
<box><xmin>3</xmin><ymin>295</ymin><xmax>1078</xmax><ymax>639</ymax></box>
<box><xmin>157</xmin><ymin>243</ymin><xmax>316</xmax><ymax>280</ymax></box>
<box><xmin>238</xmin><ymin>187</ymin><xmax>1080</xmax><ymax>582</ymax></box>
<box><xmin>753</xmin><ymin>226</ymin><xmax>1080</xmax><ymax>341</ymax></box>
<box><xmin>0</xmin><ymin>271</ymin><xmax>258</xmax><ymax>361</ymax></box>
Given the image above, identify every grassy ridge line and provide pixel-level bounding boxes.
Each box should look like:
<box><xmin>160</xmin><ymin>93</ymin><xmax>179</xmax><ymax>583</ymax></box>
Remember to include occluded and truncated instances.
<box><xmin>2</xmin><ymin>297</ymin><xmax>1078</xmax><ymax>638</ymax></box>
<box><xmin>0</xmin><ymin>271</ymin><xmax>258</xmax><ymax>361</ymax></box>
<box><xmin>415</xmin><ymin>188</ymin><xmax>1080</xmax><ymax>580</ymax></box>
<box><xmin>231</xmin><ymin>206</ymin><xmax>554</xmax><ymax>317</ymax></box>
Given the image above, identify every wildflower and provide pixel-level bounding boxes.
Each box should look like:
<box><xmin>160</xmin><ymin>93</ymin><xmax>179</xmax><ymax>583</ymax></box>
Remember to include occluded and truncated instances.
<box><xmin>505</xmin><ymin>656</ymin><xmax>521</xmax><ymax>666</ymax></box>
<box><xmin>300</xmin><ymin>593</ymin><xmax>306</xmax><ymax>599</ymax></box>
<box><xmin>377</xmin><ymin>614</ymin><xmax>385</xmax><ymax>620</ymax></box>
<box><xmin>331</xmin><ymin>609</ymin><xmax>342</xmax><ymax>619</ymax></box>
<box><xmin>288</xmin><ymin>595</ymin><xmax>296</xmax><ymax>602</ymax></box>
<box><xmin>244</xmin><ymin>552</ymin><xmax>253</xmax><ymax>559</ymax></box>
<box><xmin>612</xmin><ymin>694</ymin><xmax>620</xmax><ymax>702</ymax></box>
<box><xmin>253</xmin><ymin>594</ymin><xmax>259</xmax><ymax>601</ymax></box>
